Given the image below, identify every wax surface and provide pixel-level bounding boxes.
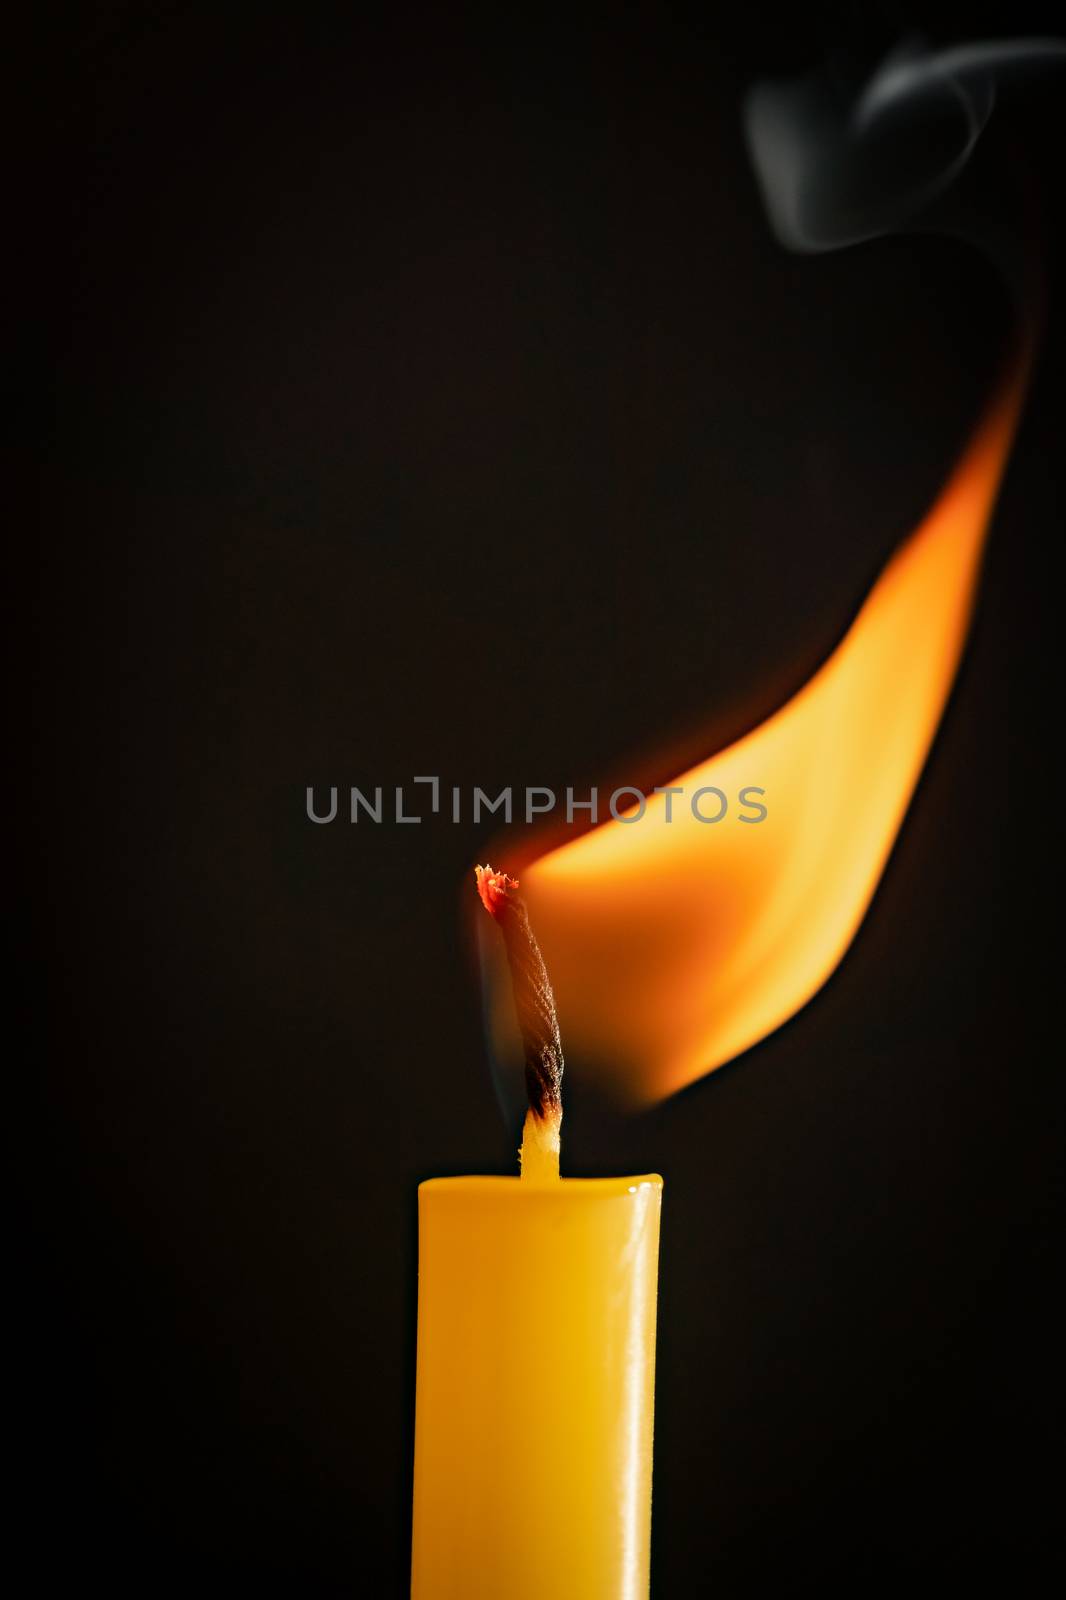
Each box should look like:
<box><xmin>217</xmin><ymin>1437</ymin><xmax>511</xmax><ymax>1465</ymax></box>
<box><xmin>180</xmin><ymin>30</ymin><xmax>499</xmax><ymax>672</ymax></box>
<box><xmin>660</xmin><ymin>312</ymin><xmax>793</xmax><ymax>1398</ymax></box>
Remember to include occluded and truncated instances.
<box><xmin>411</xmin><ymin>1175</ymin><xmax>663</xmax><ymax>1599</ymax></box>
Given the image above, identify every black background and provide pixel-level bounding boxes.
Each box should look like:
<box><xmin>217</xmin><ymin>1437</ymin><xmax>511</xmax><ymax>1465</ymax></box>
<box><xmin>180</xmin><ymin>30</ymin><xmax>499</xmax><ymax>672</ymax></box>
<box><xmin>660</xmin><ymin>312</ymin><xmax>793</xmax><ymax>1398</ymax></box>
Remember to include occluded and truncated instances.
<box><xmin>37</xmin><ymin>2</ymin><xmax>1062</xmax><ymax>1592</ymax></box>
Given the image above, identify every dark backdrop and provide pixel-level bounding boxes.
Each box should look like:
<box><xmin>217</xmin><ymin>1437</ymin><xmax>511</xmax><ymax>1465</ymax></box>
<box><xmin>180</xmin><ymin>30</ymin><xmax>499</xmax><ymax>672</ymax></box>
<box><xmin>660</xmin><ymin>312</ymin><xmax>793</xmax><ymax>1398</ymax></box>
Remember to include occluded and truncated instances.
<box><xmin>37</xmin><ymin>2</ymin><xmax>1062</xmax><ymax>1592</ymax></box>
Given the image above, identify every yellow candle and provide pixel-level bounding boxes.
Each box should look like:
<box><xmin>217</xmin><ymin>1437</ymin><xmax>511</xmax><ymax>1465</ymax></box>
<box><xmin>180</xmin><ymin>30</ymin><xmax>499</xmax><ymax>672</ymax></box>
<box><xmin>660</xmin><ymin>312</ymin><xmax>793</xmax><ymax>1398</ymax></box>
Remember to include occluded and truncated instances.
<box><xmin>411</xmin><ymin>867</ymin><xmax>664</xmax><ymax>1596</ymax></box>
<box><xmin>410</xmin><ymin>1162</ymin><xmax>663</xmax><ymax>1598</ymax></box>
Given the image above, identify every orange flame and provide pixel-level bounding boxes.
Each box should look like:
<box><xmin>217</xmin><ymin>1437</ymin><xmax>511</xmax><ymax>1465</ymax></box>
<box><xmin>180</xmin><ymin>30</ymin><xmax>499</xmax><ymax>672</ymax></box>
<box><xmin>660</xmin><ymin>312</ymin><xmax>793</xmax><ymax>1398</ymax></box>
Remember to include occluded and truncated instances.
<box><xmin>486</xmin><ymin>345</ymin><xmax>1030</xmax><ymax>1106</ymax></box>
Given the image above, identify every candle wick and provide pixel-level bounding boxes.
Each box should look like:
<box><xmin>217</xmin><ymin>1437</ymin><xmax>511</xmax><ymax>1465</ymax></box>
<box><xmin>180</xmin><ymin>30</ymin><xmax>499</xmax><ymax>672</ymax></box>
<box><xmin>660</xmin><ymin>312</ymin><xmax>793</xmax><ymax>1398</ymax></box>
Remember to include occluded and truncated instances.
<box><xmin>475</xmin><ymin>865</ymin><xmax>564</xmax><ymax>1180</ymax></box>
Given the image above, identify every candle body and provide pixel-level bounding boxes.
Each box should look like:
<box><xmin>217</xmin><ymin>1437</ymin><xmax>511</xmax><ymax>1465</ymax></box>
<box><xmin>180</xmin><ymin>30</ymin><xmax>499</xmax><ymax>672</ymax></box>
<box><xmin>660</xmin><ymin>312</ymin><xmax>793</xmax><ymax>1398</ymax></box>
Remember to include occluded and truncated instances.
<box><xmin>411</xmin><ymin>1174</ymin><xmax>663</xmax><ymax>1599</ymax></box>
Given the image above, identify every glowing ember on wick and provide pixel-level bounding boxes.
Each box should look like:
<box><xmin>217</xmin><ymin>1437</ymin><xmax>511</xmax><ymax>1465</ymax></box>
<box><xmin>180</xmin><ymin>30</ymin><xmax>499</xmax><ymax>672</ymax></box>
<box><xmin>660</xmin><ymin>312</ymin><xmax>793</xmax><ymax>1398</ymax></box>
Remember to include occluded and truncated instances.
<box><xmin>475</xmin><ymin>864</ymin><xmax>564</xmax><ymax>1182</ymax></box>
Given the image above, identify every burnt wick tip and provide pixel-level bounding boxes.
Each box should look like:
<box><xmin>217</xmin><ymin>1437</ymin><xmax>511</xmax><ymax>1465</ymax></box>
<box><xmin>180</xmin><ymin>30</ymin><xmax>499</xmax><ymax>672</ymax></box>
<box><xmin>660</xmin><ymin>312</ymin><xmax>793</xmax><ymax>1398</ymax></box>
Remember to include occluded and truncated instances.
<box><xmin>474</xmin><ymin>863</ymin><xmax>520</xmax><ymax>919</ymax></box>
<box><xmin>474</xmin><ymin>862</ymin><xmax>564</xmax><ymax>1133</ymax></box>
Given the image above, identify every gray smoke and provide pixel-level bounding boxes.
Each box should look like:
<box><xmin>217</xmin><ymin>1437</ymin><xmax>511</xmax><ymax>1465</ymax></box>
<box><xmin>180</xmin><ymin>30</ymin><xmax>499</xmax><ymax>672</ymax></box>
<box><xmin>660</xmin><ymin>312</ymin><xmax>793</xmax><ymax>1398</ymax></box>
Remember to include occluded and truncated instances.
<box><xmin>743</xmin><ymin>34</ymin><xmax>1066</xmax><ymax>255</ymax></box>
